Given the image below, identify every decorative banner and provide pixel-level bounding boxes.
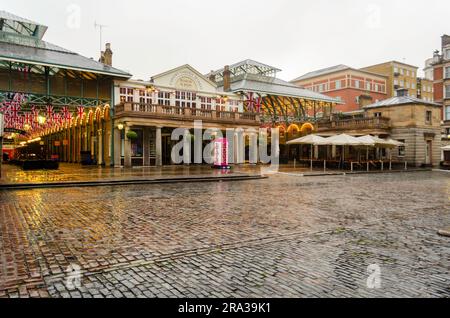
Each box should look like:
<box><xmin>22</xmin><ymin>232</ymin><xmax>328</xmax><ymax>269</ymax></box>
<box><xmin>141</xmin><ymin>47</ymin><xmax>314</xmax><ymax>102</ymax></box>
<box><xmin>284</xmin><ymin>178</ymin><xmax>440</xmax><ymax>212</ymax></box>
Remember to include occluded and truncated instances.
<box><xmin>213</xmin><ymin>138</ymin><xmax>229</xmax><ymax>167</ymax></box>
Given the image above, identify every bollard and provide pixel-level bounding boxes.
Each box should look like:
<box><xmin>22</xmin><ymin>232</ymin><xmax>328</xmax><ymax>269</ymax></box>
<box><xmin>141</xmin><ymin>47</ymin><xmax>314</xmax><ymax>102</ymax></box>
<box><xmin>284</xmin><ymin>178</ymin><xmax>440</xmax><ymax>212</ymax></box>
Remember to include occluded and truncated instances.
<box><xmin>389</xmin><ymin>161</ymin><xmax>392</xmax><ymax>171</ymax></box>
<box><xmin>381</xmin><ymin>161</ymin><xmax>384</xmax><ymax>171</ymax></box>
<box><xmin>351</xmin><ymin>162</ymin><xmax>354</xmax><ymax>172</ymax></box>
<box><xmin>404</xmin><ymin>161</ymin><xmax>407</xmax><ymax>170</ymax></box>
<box><xmin>324</xmin><ymin>160</ymin><xmax>326</xmax><ymax>172</ymax></box>
<box><xmin>294</xmin><ymin>158</ymin><xmax>296</xmax><ymax>169</ymax></box>
<box><xmin>367</xmin><ymin>162</ymin><xmax>369</xmax><ymax>172</ymax></box>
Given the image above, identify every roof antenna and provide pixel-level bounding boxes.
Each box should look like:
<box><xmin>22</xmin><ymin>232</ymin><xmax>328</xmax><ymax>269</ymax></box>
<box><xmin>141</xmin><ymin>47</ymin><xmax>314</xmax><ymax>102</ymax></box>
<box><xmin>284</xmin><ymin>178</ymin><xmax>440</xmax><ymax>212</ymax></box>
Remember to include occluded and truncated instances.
<box><xmin>94</xmin><ymin>21</ymin><xmax>108</xmax><ymax>53</ymax></box>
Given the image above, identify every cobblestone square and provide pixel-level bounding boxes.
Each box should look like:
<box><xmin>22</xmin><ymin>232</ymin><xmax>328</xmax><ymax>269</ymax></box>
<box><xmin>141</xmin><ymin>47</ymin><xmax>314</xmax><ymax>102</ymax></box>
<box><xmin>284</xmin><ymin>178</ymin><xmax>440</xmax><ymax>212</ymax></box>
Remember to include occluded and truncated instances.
<box><xmin>0</xmin><ymin>171</ymin><xmax>449</xmax><ymax>298</ymax></box>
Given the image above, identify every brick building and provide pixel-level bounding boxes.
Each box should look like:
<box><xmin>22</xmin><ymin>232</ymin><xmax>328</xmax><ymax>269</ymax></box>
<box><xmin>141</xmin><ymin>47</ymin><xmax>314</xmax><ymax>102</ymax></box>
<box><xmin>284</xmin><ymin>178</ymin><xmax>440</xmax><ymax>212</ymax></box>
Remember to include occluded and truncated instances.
<box><xmin>430</xmin><ymin>34</ymin><xmax>450</xmax><ymax>152</ymax></box>
<box><xmin>290</xmin><ymin>65</ymin><xmax>388</xmax><ymax>113</ymax></box>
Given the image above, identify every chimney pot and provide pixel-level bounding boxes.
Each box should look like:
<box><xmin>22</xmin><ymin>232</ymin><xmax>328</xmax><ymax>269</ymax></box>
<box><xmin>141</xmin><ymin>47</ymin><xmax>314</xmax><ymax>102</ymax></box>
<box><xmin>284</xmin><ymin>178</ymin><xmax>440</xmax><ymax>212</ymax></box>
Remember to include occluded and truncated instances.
<box><xmin>223</xmin><ymin>65</ymin><xmax>231</xmax><ymax>92</ymax></box>
<box><xmin>101</xmin><ymin>43</ymin><xmax>113</xmax><ymax>66</ymax></box>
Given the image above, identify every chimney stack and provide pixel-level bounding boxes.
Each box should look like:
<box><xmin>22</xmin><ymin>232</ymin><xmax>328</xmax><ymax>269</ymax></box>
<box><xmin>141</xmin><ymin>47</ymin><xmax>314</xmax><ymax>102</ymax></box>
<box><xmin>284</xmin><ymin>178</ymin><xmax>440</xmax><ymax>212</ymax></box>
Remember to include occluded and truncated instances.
<box><xmin>104</xmin><ymin>43</ymin><xmax>113</xmax><ymax>66</ymax></box>
<box><xmin>223</xmin><ymin>65</ymin><xmax>231</xmax><ymax>92</ymax></box>
<box><xmin>99</xmin><ymin>43</ymin><xmax>113</xmax><ymax>66</ymax></box>
<box><xmin>441</xmin><ymin>34</ymin><xmax>450</xmax><ymax>48</ymax></box>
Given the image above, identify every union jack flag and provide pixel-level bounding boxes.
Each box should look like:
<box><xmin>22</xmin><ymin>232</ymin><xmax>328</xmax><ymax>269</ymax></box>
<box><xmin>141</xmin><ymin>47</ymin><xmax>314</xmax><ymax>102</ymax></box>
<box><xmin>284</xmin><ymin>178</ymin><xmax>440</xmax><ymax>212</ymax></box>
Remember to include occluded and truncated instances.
<box><xmin>17</xmin><ymin>115</ymin><xmax>25</xmax><ymax>128</ymax></box>
<box><xmin>246</xmin><ymin>92</ymin><xmax>262</xmax><ymax>112</ymax></box>
<box><xmin>31</xmin><ymin>105</ymin><xmax>39</xmax><ymax>121</ymax></box>
<box><xmin>9</xmin><ymin>102</ymin><xmax>21</xmax><ymax>119</ymax></box>
<box><xmin>66</xmin><ymin>112</ymin><xmax>73</xmax><ymax>123</ymax></box>
<box><xmin>61</xmin><ymin>106</ymin><xmax>70</xmax><ymax>119</ymax></box>
<box><xmin>24</xmin><ymin>112</ymin><xmax>33</xmax><ymax>124</ymax></box>
<box><xmin>4</xmin><ymin>114</ymin><xmax>13</xmax><ymax>128</ymax></box>
<box><xmin>46</xmin><ymin>105</ymin><xmax>54</xmax><ymax>122</ymax></box>
<box><xmin>77</xmin><ymin>106</ymin><xmax>85</xmax><ymax>119</ymax></box>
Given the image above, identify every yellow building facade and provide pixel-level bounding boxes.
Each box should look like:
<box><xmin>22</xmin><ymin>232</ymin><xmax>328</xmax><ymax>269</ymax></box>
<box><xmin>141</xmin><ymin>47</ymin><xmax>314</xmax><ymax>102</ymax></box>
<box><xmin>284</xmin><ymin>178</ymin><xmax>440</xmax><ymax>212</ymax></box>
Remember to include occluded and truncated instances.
<box><xmin>361</xmin><ymin>61</ymin><xmax>418</xmax><ymax>98</ymax></box>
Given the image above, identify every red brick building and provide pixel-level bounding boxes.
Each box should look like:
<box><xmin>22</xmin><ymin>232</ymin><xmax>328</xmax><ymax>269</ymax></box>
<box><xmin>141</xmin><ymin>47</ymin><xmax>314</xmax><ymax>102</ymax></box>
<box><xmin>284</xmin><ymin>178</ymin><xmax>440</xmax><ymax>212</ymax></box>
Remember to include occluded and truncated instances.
<box><xmin>430</xmin><ymin>34</ymin><xmax>450</xmax><ymax>148</ymax></box>
<box><xmin>290</xmin><ymin>65</ymin><xmax>388</xmax><ymax>113</ymax></box>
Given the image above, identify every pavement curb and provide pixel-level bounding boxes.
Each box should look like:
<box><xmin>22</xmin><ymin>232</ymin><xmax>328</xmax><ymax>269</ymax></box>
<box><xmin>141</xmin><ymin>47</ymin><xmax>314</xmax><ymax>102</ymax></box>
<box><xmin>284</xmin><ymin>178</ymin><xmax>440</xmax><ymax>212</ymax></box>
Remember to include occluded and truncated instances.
<box><xmin>278</xmin><ymin>168</ymin><xmax>432</xmax><ymax>177</ymax></box>
<box><xmin>0</xmin><ymin>174</ymin><xmax>267</xmax><ymax>190</ymax></box>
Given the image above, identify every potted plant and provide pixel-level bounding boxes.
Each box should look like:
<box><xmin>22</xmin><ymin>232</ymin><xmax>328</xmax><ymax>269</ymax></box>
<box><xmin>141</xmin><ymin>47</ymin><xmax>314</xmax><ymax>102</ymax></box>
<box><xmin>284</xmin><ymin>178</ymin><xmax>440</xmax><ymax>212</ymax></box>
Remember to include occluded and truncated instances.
<box><xmin>126</xmin><ymin>130</ymin><xmax>138</xmax><ymax>140</ymax></box>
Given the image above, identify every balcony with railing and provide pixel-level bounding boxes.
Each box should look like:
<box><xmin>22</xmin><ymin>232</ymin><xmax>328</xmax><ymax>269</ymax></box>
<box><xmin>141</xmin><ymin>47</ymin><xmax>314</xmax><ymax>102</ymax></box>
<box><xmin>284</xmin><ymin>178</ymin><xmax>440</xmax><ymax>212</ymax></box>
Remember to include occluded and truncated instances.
<box><xmin>317</xmin><ymin>116</ymin><xmax>391</xmax><ymax>133</ymax></box>
<box><xmin>114</xmin><ymin>102</ymin><xmax>260</xmax><ymax>125</ymax></box>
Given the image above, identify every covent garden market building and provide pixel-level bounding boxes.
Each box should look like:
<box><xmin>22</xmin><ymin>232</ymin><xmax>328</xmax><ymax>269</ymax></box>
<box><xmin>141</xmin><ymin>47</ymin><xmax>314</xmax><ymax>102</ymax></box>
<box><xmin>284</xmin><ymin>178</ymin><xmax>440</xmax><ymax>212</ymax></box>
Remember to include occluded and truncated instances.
<box><xmin>0</xmin><ymin>11</ymin><xmax>338</xmax><ymax>167</ymax></box>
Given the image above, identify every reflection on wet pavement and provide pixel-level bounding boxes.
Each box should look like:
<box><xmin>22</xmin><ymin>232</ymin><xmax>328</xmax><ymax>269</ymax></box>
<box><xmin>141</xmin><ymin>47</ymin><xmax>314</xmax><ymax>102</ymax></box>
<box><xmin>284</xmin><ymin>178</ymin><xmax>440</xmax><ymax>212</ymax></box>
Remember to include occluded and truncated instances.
<box><xmin>0</xmin><ymin>171</ymin><xmax>449</xmax><ymax>297</ymax></box>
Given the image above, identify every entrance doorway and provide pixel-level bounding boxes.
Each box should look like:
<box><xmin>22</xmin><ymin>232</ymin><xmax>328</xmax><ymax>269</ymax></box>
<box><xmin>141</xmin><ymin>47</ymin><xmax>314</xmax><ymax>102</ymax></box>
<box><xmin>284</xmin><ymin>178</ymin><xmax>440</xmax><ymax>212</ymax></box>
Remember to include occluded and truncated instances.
<box><xmin>162</xmin><ymin>135</ymin><xmax>172</xmax><ymax>165</ymax></box>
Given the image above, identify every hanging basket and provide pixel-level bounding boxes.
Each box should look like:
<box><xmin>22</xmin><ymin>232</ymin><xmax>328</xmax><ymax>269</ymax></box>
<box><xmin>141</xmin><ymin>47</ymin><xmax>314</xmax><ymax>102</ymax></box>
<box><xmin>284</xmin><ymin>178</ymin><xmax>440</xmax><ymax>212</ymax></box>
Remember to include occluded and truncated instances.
<box><xmin>126</xmin><ymin>130</ymin><xmax>138</xmax><ymax>140</ymax></box>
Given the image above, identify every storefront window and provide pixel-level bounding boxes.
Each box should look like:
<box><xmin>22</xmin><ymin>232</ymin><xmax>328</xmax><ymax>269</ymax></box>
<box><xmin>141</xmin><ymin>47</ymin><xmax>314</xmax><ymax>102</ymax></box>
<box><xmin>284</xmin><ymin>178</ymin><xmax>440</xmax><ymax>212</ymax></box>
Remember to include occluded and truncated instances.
<box><xmin>446</xmin><ymin>106</ymin><xmax>450</xmax><ymax>121</ymax></box>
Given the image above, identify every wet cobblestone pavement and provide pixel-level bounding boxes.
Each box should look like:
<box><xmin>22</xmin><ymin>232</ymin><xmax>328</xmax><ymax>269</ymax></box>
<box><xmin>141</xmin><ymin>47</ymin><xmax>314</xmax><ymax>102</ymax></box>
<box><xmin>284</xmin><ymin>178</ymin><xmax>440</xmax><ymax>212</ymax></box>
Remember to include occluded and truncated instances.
<box><xmin>0</xmin><ymin>171</ymin><xmax>449</xmax><ymax>298</ymax></box>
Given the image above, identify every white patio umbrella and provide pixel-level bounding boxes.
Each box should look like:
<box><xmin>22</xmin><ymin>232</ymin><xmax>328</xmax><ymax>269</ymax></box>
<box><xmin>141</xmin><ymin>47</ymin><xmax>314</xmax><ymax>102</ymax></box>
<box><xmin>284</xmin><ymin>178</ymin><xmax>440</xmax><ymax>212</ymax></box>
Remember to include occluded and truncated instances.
<box><xmin>384</xmin><ymin>138</ymin><xmax>405</xmax><ymax>147</ymax></box>
<box><xmin>356</xmin><ymin>135</ymin><xmax>377</xmax><ymax>171</ymax></box>
<box><xmin>317</xmin><ymin>134</ymin><xmax>366</xmax><ymax>166</ymax></box>
<box><xmin>441</xmin><ymin>145</ymin><xmax>450</xmax><ymax>150</ymax></box>
<box><xmin>286</xmin><ymin>134</ymin><xmax>326</xmax><ymax>145</ymax></box>
<box><xmin>287</xmin><ymin>134</ymin><xmax>326</xmax><ymax>170</ymax></box>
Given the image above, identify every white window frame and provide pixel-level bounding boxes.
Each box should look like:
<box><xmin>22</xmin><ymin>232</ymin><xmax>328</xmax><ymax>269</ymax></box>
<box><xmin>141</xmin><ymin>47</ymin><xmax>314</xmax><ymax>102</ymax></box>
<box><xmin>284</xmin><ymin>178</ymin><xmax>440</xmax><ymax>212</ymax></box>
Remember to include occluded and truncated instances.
<box><xmin>175</xmin><ymin>91</ymin><xmax>197</xmax><ymax>108</ymax></box>
<box><xmin>445</xmin><ymin>85</ymin><xmax>450</xmax><ymax>99</ymax></box>
<box><xmin>158</xmin><ymin>91</ymin><xmax>171</xmax><ymax>106</ymax></box>
<box><xmin>139</xmin><ymin>90</ymin><xmax>152</xmax><ymax>104</ymax></box>
<box><xmin>120</xmin><ymin>87</ymin><xmax>134</xmax><ymax>103</ymax></box>
<box><xmin>445</xmin><ymin>66</ymin><xmax>450</xmax><ymax>79</ymax></box>
<box><xmin>200</xmin><ymin>96</ymin><xmax>213</xmax><ymax>110</ymax></box>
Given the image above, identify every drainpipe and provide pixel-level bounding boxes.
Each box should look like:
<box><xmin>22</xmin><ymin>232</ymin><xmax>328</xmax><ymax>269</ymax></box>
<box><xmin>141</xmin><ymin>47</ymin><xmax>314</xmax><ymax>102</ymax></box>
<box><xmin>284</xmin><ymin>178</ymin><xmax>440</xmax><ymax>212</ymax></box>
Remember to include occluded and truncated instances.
<box><xmin>110</xmin><ymin>80</ymin><xmax>115</xmax><ymax>166</ymax></box>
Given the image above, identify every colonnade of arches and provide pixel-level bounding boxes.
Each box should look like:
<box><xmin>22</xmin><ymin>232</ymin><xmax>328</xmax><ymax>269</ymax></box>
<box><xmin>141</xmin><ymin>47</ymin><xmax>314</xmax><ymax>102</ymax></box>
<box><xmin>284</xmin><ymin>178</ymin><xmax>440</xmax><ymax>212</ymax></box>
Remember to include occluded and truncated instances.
<box><xmin>37</xmin><ymin>105</ymin><xmax>112</xmax><ymax>165</ymax></box>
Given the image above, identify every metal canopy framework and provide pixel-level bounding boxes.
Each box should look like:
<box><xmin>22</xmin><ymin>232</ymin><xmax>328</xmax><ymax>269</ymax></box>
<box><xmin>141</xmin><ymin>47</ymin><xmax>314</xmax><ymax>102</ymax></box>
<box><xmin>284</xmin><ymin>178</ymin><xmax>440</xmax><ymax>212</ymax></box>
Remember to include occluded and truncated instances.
<box><xmin>257</xmin><ymin>94</ymin><xmax>333</xmax><ymax>125</ymax></box>
<box><xmin>0</xmin><ymin>10</ymin><xmax>48</xmax><ymax>39</ymax></box>
<box><xmin>208</xmin><ymin>59</ymin><xmax>281</xmax><ymax>83</ymax></box>
<box><xmin>211</xmin><ymin>61</ymin><xmax>339</xmax><ymax>127</ymax></box>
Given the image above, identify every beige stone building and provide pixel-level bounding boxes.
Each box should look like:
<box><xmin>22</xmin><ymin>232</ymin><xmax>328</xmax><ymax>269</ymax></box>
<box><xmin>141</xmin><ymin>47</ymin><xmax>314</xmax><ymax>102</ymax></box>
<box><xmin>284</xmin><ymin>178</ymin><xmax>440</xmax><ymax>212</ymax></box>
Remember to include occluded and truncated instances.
<box><xmin>315</xmin><ymin>95</ymin><xmax>442</xmax><ymax>167</ymax></box>
<box><xmin>363</xmin><ymin>96</ymin><xmax>442</xmax><ymax>167</ymax></box>
<box><xmin>417</xmin><ymin>78</ymin><xmax>434</xmax><ymax>102</ymax></box>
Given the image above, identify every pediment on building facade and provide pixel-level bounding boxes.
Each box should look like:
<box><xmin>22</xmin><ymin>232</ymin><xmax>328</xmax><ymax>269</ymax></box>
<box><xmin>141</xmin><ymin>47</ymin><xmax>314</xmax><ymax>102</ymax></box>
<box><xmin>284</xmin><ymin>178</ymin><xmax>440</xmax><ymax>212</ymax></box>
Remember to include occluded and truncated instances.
<box><xmin>151</xmin><ymin>64</ymin><xmax>217</xmax><ymax>93</ymax></box>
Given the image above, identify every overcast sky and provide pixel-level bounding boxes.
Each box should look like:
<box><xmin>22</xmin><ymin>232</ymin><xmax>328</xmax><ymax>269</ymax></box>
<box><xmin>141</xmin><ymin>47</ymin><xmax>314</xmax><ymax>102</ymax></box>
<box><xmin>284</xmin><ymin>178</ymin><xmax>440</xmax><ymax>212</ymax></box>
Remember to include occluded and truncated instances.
<box><xmin>2</xmin><ymin>0</ymin><xmax>449</xmax><ymax>81</ymax></box>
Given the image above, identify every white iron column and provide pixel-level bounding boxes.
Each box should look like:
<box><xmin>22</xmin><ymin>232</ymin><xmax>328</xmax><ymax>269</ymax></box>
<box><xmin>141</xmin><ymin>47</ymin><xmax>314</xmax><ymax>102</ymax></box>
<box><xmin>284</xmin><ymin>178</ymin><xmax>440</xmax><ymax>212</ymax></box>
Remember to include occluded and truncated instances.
<box><xmin>143</xmin><ymin>127</ymin><xmax>150</xmax><ymax>166</ymax></box>
<box><xmin>249</xmin><ymin>130</ymin><xmax>258</xmax><ymax>164</ymax></box>
<box><xmin>124</xmin><ymin>125</ymin><xmax>132</xmax><ymax>168</ymax></box>
<box><xmin>156</xmin><ymin>126</ymin><xmax>162</xmax><ymax>166</ymax></box>
<box><xmin>114</xmin><ymin>127</ymin><xmax>121</xmax><ymax>167</ymax></box>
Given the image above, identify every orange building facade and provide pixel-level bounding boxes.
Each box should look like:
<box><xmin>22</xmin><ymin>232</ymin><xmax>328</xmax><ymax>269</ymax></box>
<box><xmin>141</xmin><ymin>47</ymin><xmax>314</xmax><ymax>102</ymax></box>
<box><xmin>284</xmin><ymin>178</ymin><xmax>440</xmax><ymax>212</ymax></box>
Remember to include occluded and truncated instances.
<box><xmin>291</xmin><ymin>65</ymin><xmax>388</xmax><ymax>113</ymax></box>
